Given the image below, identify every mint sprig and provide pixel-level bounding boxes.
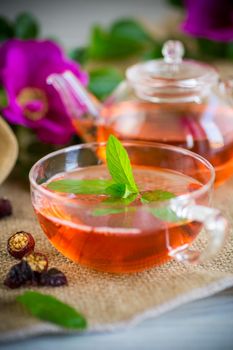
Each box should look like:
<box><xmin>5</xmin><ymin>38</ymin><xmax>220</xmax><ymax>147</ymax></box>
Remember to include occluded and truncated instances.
<box><xmin>105</xmin><ymin>183</ymin><xmax>132</xmax><ymax>198</ymax></box>
<box><xmin>92</xmin><ymin>193</ymin><xmax>137</xmax><ymax>216</ymax></box>
<box><xmin>47</xmin><ymin>135</ymin><xmax>180</xmax><ymax>222</ymax></box>
<box><xmin>106</xmin><ymin>135</ymin><xmax>138</xmax><ymax>194</ymax></box>
<box><xmin>17</xmin><ymin>291</ymin><xmax>87</xmax><ymax>330</ymax></box>
<box><xmin>140</xmin><ymin>190</ymin><xmax>179</xmax><ymax>222</ymax></box>
<box><xmin>141</xmin><ymin>190</ymin><xmax>176</xmax><ymax>203</ymax></box>
<box><xmin>48</xmin><ymin>135</ymin><xmax>138</xmax><ymax>197</ymax></box>
<box><xmin>47</xmin><ymin>179</ymin><xmax>112</xmax><ymax>195</ymax></box>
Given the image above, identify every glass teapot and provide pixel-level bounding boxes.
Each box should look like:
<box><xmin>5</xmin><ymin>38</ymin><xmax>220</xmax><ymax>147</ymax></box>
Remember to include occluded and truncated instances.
<box><xmin>48</xmin><ymin>40</ymin><xmax>233</xmax><ymax>185</ymax></box>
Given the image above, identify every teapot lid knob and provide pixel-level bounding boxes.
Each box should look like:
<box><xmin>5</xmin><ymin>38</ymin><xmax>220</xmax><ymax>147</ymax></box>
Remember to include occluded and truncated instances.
<box><xmin>162</xmin><ymin>40</ymin><xmax>184</xmax><ymax>64</ymax></box>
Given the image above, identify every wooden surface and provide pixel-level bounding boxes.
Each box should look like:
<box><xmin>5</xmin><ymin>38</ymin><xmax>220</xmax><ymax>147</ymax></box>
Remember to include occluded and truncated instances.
<box><xmin>1</xmin><ymin>287</ymin><xmax>233</xmax><ymax>350</ymax></box>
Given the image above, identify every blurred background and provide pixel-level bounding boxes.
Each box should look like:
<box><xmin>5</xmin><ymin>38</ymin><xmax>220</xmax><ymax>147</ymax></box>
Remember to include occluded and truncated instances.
<box><xmin>0</xmin><ymin>0</ymin><xmax>173</xmax><ymax>48</ymax></box>
<box><xmin>1</xmin><ymin>0</ymin><xmax>233</xmax><ymax>180</ymax></box>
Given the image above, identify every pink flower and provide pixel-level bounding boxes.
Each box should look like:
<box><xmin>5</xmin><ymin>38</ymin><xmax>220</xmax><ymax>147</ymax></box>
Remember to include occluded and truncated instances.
<box><xmin>0</xmin><ymin>39</ymin><xmax>88</xmax><ymax>144</ymax></box>
<box><xmin>182</xmin><ymin>0</ymin><xmax>233</xmax><ymax>42</ymax></box>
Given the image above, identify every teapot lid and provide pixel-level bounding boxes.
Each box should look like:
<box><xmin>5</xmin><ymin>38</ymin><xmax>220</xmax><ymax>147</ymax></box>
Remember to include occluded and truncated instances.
<box><xmin>126</xmin><ymin>40</ymin><xmax>219</xmax><ymax>102</ymax></box>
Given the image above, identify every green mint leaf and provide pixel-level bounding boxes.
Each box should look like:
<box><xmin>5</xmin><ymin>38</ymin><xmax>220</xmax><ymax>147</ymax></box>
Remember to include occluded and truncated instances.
<box><xmin>14</xmin><ymin>13</ymin><xmax>39</xmax><ymax>39</ymax></box>
<box><xmin>103</xmin><ymin>193</ymin><xmax>137</xmax><ymax>205</ymax></box>
<box><xmin>88</xmin><ymin>67</ymin><xmax>123</xmax><ymax>100</ymax></box>
<box><xmin>47</xmin><ymin>179</ymin><xmax>112</xmax><ymax>195</ymax></box>
<box><xmin>148</xmin><ymin>207</ymin><xmax>181</xmax><ymax>223</ymax></box>
<box><xmin>106</xmin><ymin>135</ymin><xmax>138</xmax><ymax>193</ymax></box>
<box><xmin>141</xmin><ymin>190</ymin><xmax>179</xmax><ymax>222</ymax></box>
<box><xmin>92</xmin><ymin>193</ymin><xmax>137</xmax><ymax>216</ymax></box>
<box><xmin>16</xmin><ymin>291</ymin><xmax>87</xmax><ymax>330</ymax></box>
<box><xmin>141</xmin><ymin>190</ymin><xmax>176</xmax><ymax>204</ymax></box>
<box><xmin>92</xmin><ymin>205</ymin><xmax>135</xmax><ymax>217</ymax></box>
<box><xmin>105</xmin><ymin>183</ymin><xmax>132</xmax><ymax>198</ymax></box>
<box><xmin>92</xmin><ymin>207</ymin><xmax>126</xmax><ymax>216</ymax></box>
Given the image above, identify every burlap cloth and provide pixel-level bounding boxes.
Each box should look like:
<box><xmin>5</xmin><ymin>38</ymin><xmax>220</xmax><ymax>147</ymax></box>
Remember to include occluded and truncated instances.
<box><xmin>0</xmin><ymin>178</ymin><xmax>233</xmax><ymax>342</ymax></box>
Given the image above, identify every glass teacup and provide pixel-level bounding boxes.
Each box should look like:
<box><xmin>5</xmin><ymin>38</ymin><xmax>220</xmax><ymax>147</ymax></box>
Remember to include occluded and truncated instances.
<box><xmin>29</xmin><ymin>142</ymin><xmax>228</xmax><ymax>273</ymax></box>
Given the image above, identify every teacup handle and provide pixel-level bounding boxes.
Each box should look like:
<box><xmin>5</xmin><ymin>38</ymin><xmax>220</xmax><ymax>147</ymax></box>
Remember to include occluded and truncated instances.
<box><xmin>169</xmin><ymin>201</ymin><xmax>228</xmax><ymax>264</ymax></box>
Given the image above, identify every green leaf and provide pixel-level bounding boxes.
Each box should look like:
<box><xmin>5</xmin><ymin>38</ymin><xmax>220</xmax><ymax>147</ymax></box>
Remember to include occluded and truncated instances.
<box><xmin>106</xmin><ymin>135</ymin><xmax>138</xmax><ymax>193</ymax></box>
<box><xmin>104</xmin><ymin>193</ymin><xmax>137</xmax><ymax>205</ymax></box>
<box><xmin>0</xmin><ymin>86</ymin><xmax>8</xmax><ymax>108</ymax></box>
<box><xmin>167</xmin><ymin>0</ymin><xmax>184</xmax><ymax>8</ymax></box>
<box><xmin>226</xmin><ymin>42</ymin><xmax>233</xmax><ymax>59</ymax></box>
<box><xmin>16</xmin><ymin>291</ymin><xmax>87</xmax><ymax>329</ymax></box>
<box><xmin>69</xmin><ymin>47</ymin><xmax>89</xmax><ymax>65</ymax></box>
<box><xmin>141</xmin><ymin>190</ymin><xmax>179</xmax><ymax>222</ymax></box>
<box><xmin>141</xmin><ymin>190</ymin><xmax>176</xmax><ymax>204</ymax></box>
<box><xmin>0</xmin><ymin>16</ymin><xmax>14</xmax><ymax>41</ymax></box>
<box><xmin>142</xmin><ymin>43</ymin><xmax>163</xmax><ymax>60</ymax></box>
<box><xmin>88</xmin><ymin>26</ymin><xmax>140</xmax><ymax>59</ymax></box>
<box><xmin>110</xmin><ymin>18</ymin><xmax>154</xmax><ymax>45</ymax></box>
<box><xmin>14</xmin><ymin>13</ymin><xmax>39</xmax><ymax>39</ymax></box>
<box><xmin>105</xmin><ymin>183</ymin><xmax>131</xmax><ymax>198</ymax></box>
<box><xmin>88</xmin><ymin>19</ymin><xmax>153</xmax><ymax>60</ymax></box>
<box><xmin>88</xmin><ymin>67</ymin><xmax>123</xmax><ymax>100</ymax></box>
<box><xmin>92</xmin><ymin>193</ymin><xmax>137</xmax><ymax>216</ymax></box>
<box><xmin>197</xmin><ymin>38</ymin><xmax>227</xmax><ymax>59</ymax></box>
<box><xmin>92</xmin><ymin>207</ymin><xmax>126</xmax><ymax>216</ymax></box>
<box><xmin>47</xmin><ymin>179</ymin><xmax>112</xmax><ymax>195</ymax></box>
<box><xmin>148</xmin><ymin>207</ymin><xmax>181</xmax><ymax>223</ymax></box>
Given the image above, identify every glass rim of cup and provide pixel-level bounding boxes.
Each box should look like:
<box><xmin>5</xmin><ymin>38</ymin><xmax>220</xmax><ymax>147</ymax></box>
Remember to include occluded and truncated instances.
<box><xmin>29</xmin><ymin>140</ymin><xmax>215</xmax><ymax>205</ymax></box>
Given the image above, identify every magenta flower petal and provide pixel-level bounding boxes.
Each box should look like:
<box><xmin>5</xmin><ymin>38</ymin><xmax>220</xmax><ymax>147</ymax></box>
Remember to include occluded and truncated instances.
<box><xmin>182</xmin><ymin>0</ymin><xmax>233</xmax><ymax>42</ymax></box>
<box><xmin>34</xmin><ymin>115</ymin><xmax>74</xmax><ymax>145</ymax></box>
<box><xmin>0</xmin><ymin>39</ymin><xmax>88</xmax><ymax>144</ymax></box>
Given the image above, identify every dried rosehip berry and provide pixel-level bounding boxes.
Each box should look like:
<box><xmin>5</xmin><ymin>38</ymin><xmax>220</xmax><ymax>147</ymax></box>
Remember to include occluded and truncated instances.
<box><xmin>40</xmin><ymin>268</ymin><xmax>68</xmax><ymax>287</ymax></box>
<box><xmin>0</xmin><ymin>198</ymin><xmax>12</xmax><ymax>219</ymax></box>
<box><xmin>4</xmin><ymin>261</ymin><xmax>33</xmax><ymax>289</ymax></box>
<box><xmin>7</xmin><ymin>231</ymin><xmax>35</xmax><ymax>259</ymax></box>
<box><xmin>23</xmin><ymin>252</ymin><xmax>48</xmax><ymax>273</ymax></box>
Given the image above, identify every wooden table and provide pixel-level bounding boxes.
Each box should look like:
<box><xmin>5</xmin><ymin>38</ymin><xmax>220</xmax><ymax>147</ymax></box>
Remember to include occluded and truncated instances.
<box><xmin>1</xmin><ymin>288</ymin><xmax>233</xmax><ymax>350</ymax></box>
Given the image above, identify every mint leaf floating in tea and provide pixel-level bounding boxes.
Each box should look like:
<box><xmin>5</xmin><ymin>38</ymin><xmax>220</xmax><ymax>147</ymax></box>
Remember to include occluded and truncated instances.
<box><xmin>141</xmin><ymin>190</ymin><xmax>176</xmax><ymax>203</ymax></box>
<box><xmin>48</xmin><ymin>135</ymin><xmax>138</xmax><ymax>198</ymax></box>
<box><xmin>148</xmin><ymin>207</ymin><xmax>181</xmax><ymax>223</ymax></box>
<box><xmin>105</xmin><ymin>183</ymin><xmax>133</xmax><ymax>198</ymax></box>
<box><xmin>17</xmin><ymin>291</ymin><xmax>87</xmax><ymax>330</ymax></box>
<box><xmin>106</xmin><ymin>135</ymin><xmax>138</xmax><ymax>194</ymax></box>
<box><xmin>47</xmin><ymin>179</ymin><xmax>112</xmax><ymax>195</ymax></box>
<box><xmin>47</xmin><ymin>135</ymin><xmax>180</xmax><ymax>221</ymax></box>
<box><xmin>141</xmin><ymin>190</ymin><xmax>181</xmax><ymax>223</ymax></box>
<box><xmin>104</xmin><ymin>193</ymin><xmax>137</xmax><ymax>205</ymax></box>
<box><xmin>92</xmin><ymin>193</ymin><xmax>137</xmax><ymax>216</ymax></box>
<box><xmin>92</xmin><ymin>207</ymin><xmax>127</xmax><ymax>217</ymax></box>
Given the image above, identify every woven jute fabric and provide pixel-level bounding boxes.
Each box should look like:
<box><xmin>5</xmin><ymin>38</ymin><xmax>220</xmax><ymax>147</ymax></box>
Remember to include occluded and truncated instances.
<box><xmin>0</xmin><ymin>178</ymin><xmax>233</xmax><ymax>342</ymax></box>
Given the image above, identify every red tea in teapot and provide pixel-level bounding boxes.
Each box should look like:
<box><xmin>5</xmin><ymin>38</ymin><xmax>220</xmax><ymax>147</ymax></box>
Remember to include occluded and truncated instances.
<box><xmin>73</xmin><ymin>101</ymin><xmax>233</xmax><ymax>185</ymax></box>
<box><xmin>48</xmin><ymin>40</ymin><xmax>233</xmax><ymax>185</ymax></box>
